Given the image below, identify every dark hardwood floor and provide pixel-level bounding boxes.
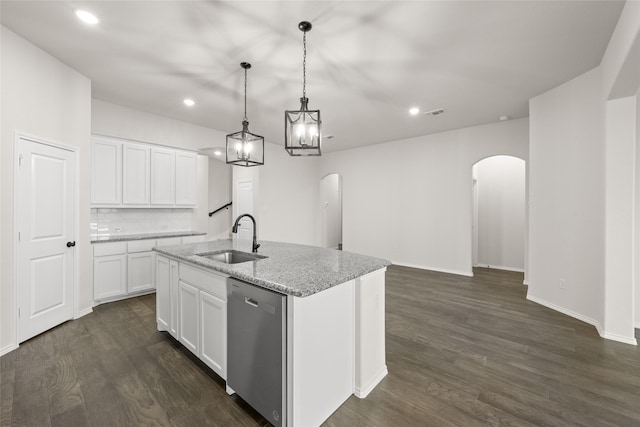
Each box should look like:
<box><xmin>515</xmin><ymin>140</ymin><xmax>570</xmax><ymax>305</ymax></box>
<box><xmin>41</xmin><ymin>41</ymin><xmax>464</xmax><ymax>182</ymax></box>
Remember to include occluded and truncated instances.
<box><xmin>2</xmin><ymin>266</ymin><xmax>640</xmax><ymax>426</ymax></box>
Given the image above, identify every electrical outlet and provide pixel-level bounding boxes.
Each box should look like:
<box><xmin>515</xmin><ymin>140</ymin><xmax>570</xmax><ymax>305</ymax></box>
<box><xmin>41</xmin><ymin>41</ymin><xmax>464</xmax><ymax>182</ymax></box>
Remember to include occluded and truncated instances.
<box><xmin>559</xmin><ymin>279</ymin><xmax>567</xmax><ymax>290</ymax></box>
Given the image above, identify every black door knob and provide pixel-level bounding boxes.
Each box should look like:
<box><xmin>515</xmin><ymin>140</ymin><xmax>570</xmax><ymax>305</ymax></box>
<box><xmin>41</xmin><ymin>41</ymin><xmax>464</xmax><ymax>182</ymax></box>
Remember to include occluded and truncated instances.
<box><xmin>66</xmin><ymin>241</ymin><xmax>76</xmax><ymax>248</ymax></box>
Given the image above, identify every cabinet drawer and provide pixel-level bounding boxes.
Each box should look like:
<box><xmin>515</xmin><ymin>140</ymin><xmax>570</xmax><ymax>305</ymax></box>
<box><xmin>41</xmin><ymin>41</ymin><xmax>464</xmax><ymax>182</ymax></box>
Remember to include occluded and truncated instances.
<box><xmin>180</xmin><ymin>263</ymin><xmax>227</xmax><ymax>300</ymax></box>
<box><xmin>128</xmin><ymin>239</ymin><xmax>157</xmax><ymax>253</ymax></box>
<box><xmin>156</xmin><ymin>237</ymin><xmax>183</xmax><ymax>247</ymax></box>
<box><xmin>93</xmin><ymin>242</ymin><xmax>127</xmax><ymax>257</ymax></box>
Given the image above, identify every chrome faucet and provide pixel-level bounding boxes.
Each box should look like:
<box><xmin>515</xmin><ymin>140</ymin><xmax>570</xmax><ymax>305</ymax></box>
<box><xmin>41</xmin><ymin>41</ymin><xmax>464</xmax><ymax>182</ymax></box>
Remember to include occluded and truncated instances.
<box><xmin>232</xmin><ymin>213</ymin><xmax>260</xmax><ymax>253</ymax></box>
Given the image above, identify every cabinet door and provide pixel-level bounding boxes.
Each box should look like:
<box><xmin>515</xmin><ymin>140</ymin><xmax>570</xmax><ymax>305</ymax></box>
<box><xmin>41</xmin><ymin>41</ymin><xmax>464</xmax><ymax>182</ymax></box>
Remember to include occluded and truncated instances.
<box><xmin>123</xmin><ymin>143</ymin><xmax>150</xmax><ymax>205</ymax></box>
<box><xmin>156</xmin><ymin>255</ymin><xmax>170</xmax><ymax>332</ymax></box>
<box><xmin>127</xmin><ymin>251</ymin><xmax>154</xmax><ymax>293</ymax></box>
<box><xmin>91</xmin><ymin>136</ymin><xmax>122</xmax><ymax>205</ymax></box>
<box><xmin>175</xmin><ymin>151</ymin><xmax>197</xmax><ymax>206</ymax></box>
<box><xmin>200</xmin><ymin>291</ymin><xmax>226</xmax><ymax>378</ymax></box>
<box><xmin>169</xmin><ymin>260</ymin><xmax>180</xmax><ymax>338</ymax></box>
<box><xmin>94</xmin><ymin>254</ymin><xmax>127</xmax><ymax>300</ymax></box>
<box><xmin>151</xmin><ymin>147</ymin><xmax>175</xmax><ymax>205</ymax></box>
<box><xmin>178</xmin><ymin>280</ymin><xmax>199</xmax><ymax>355</ymax></box>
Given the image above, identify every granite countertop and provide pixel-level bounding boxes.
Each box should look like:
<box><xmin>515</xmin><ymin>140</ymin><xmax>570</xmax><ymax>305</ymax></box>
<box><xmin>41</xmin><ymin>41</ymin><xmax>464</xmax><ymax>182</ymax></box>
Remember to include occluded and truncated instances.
<box><xmin>91</xmin><ymin>231</ymin><xmax>206</xmax><ymax>243</ymax></box>
<box><xmin>154</xmin><ymin>239</ymin><xmax>391</xmax><ymax>297</ymax></box>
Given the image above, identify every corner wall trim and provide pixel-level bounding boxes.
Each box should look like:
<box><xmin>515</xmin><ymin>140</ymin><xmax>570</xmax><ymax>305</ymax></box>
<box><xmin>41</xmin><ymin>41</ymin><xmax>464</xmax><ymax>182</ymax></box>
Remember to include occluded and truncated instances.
<box><xmin>527</xmin><ymin>294</ymin><xmax>637</xmax><ymax>346</ymax></box>
<box><xmin>74</xmin><ymin>307</ymin><xmax>93</xmax><ymax>320</ymax></box>
<box><xmin>0</xmin><ymin>343</ymin><xmax>18</xmax><ymax>357</ymax></box>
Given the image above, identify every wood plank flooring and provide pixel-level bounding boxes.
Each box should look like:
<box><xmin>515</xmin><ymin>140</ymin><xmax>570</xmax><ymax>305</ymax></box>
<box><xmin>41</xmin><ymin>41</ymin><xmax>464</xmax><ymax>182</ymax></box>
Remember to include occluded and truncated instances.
<box><xmin>2</xmin><ymin>266</ymin><xmax>640</xmax><ymax>426</ymax></box>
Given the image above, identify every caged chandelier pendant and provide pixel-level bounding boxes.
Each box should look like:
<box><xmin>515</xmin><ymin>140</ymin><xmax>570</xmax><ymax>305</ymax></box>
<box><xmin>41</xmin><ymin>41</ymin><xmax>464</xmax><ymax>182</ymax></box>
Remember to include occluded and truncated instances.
<box><xmin>226</xmin><ymin>62</ymin><xmax>264</xmax><ymax>167</ymax></box>
<box><xmin>284</xmin><ymin>21</ymin><xmax>322</xmax><ymax>156</ymax></box>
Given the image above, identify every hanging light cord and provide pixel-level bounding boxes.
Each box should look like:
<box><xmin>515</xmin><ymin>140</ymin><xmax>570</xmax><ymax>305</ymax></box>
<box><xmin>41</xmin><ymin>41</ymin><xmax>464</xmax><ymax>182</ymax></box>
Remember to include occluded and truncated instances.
<box><xmin>302</xmin><ymin>30</ymin><xmax>307</xmax><ymax>99</ymax></box>
<box><xmin>243</xmin><ymin>66</ymin><xmax>248</xmax><ymax>122</ymax></box>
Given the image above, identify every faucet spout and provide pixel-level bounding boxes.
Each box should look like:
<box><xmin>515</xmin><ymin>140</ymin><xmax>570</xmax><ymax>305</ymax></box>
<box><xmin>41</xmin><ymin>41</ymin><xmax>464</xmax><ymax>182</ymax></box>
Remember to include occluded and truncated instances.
<box><xmin>232</xmin><ymin>213</ymin><xmax>260</xmax><ymax>253</ymax></box>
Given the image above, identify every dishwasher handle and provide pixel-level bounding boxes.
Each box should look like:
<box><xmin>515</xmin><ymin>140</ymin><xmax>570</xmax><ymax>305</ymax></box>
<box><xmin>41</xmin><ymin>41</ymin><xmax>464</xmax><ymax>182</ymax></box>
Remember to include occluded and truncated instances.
<box><xmin>245</xmin><ymin>297</ymin><xmax>259</xmax><ymax>308</ymax></box>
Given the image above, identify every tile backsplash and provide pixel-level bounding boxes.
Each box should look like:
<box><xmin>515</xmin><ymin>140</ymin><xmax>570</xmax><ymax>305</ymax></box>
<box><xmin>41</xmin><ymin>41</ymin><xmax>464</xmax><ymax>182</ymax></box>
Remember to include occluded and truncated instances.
<box><xmin>91</xmin><ymin>208</ymin><xmax>192</xmax><ymax>238</ymax></box>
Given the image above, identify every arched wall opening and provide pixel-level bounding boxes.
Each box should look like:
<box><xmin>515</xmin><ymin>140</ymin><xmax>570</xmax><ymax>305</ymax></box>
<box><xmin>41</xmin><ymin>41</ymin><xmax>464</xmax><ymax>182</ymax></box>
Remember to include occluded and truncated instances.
<box><xmin>472</xmin><ymin>155</ymin><xmax>526</xmax><ymax>272</ymax></box>
<box><xmin>319</xmin><ymin>173</ymin><xmax>343</xmax><ymax>250</ymax></box>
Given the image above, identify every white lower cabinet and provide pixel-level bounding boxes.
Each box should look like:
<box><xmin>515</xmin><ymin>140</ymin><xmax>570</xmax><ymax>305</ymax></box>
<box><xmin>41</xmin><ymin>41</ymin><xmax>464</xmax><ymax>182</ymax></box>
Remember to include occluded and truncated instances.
<box><xmin>94</xmin><ymin>254</ymin><xmax>127</xmax><ymax>300</ymax></box>
<box><xmin>169</xmin><ymin>259</ymin><xmax>179</xmax><ymax>338</ymax></box>
<box><xmin>94</xmin><ymin>235</ymin><xmax>205</xmax><ymax>304</ymax></box>
<box><xmin>156</xmin><ymin>258</ymin><xmax>227</xmax><ymax>379</ymax></box>
<box><xmin>93</xmin><ymin>242</ymin><xmax>128</xmax><ymax>301</ymax></box>
<box><xmin>127</xmin><ymin>251</ymin><xmax>155</xmax><ymax>293</ymax></box>
<box><xmin>157</xmin><ymin>255</ymin><xmax>180</xmax><ymax>339</ymax></box>
<box><xmin>156</xmin><ymin>255</ymin><xmax>171</xmax><ymax>331</ymax></box>
<box><xmin>178</xmin><ymin>280</ymin><xmax>200</xmax><ymax>355</ymax></box>
<box><xmin>200</xmin><ymin>291</ymin><xmax>226</xmax><ymax>376</ymax></box>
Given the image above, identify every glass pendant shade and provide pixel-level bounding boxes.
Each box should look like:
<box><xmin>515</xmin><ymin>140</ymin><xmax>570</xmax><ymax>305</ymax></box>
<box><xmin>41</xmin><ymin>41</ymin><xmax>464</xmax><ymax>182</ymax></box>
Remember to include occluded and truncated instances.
<box><xmin>226</xmin><ymin>120</ymin><xmax>264</xmax><ymax>167</ymax></box>
<box><xmin>226</xmin><ymin>62</ymin><xmax>264</xmax><ymax>167</ymax></box>
<box><xmin>285</xmin><ymin>21</ymin><xmax>322</xmax><ymax>156</ymax></box>
<box><xmin>285</xmin><ymin>97</ymin><xmax>321</xmax><ymax>156</ymax></box>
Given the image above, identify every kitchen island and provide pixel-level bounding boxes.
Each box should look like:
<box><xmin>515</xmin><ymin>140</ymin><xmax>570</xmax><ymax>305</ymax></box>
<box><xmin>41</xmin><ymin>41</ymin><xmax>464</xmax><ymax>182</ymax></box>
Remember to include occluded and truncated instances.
<box><xmin>154</xmin><ymin>239</ymin><xmax>391</xmax><ymax>427</ymax></box>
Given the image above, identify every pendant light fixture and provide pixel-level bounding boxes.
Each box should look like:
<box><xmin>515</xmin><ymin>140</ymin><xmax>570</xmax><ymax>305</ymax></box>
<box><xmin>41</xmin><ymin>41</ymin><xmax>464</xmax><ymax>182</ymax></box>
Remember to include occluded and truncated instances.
<box><xmin>285</xmin><ymin>21</ymin><xmax>322</xmax><ymax>156</ymax></box>
<box><xmin>226</xmin><ymin>62</ymin><xmax>264</xmax><ymax>167</ymax></box>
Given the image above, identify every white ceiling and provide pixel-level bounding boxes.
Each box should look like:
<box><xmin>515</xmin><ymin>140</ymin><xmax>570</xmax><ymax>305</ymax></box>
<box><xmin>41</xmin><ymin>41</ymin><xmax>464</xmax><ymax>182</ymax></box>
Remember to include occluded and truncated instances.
<box><xmin>1</xmin><ymin>1</ymin><xmax>625</xmax><ymax>153</ymax></box>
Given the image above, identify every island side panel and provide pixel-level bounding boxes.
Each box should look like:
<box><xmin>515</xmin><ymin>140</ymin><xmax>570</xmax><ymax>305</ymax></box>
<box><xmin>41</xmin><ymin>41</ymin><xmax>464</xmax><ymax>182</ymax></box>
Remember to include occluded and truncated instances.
<box><xmin>287</xmin><ymin>280</ymin><xmax>354</xmax><ymax>427</ymax></box>
<box><xmin>354</xmin><ymin>267</ymin><xmax>388</xmax><ymax>398</ymax></box>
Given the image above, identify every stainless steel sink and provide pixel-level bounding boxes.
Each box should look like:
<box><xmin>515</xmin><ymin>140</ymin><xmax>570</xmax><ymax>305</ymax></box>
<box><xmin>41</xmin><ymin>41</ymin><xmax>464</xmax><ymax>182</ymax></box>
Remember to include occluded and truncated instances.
<box><xmin>197</xmin><ymin>250</ymin><xmax>267</xmax><ymax>264</ymax></box>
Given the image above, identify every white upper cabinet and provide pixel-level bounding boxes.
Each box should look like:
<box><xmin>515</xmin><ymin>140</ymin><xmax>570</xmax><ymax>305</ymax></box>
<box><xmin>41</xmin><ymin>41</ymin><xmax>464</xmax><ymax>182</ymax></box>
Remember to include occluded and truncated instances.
<box><xmin>175</xmin><ymin>151</ymin><xmax>197</xmax><ymax>206</ymax></box>
<box><xmin>122</xmin><ymin>143</ymin><xmax>150</xmax><ymax>205</ymax></box>
<box><xmin>151</xmin><ymin>147</ymin><xmax>176</xmax><ymax>205</ymax></box>
<box><xmin>91</xmin><ymin>134</ymin><xmax>197</xmax><ymax>208</ymax></box>
<box><xmin>91</xmin><ymin>135</ymin><xmax>122</xmax><ymax>205</ymax></box>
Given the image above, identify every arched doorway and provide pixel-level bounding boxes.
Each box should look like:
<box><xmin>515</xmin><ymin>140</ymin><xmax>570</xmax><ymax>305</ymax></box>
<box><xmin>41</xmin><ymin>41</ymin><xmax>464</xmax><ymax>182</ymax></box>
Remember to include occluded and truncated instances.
<box><xmin>472</xmin><ymin>155</ymin><xmax>526</xmax><ymax>272</ymax></box>
<box><xmin>320</xmin><ymin>174</ymin><xmax>343</xmax><ymax>249</ymax></box>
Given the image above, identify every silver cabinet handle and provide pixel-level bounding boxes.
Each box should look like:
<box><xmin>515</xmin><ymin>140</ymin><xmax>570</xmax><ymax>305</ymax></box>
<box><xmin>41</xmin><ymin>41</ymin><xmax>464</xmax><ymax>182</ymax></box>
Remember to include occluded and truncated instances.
<box><xmin>245</xmin><ymin>297</ymin><xmax>258</xmax><ymax>308</ymax></box>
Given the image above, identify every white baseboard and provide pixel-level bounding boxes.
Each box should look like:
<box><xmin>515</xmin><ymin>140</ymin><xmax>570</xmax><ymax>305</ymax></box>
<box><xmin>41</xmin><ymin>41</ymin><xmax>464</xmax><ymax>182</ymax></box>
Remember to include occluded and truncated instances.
<box><xmin>522</xmin><ymin>279</ymin><xmax>529</xmax><ymax>286</ymax></box>
<box><xmin>601</xmin><ymin>331</ymin><xmax>637</xmax><ymax>346</ymax></box>
<box><xmin>393</xmin><ymin>262</ymin><xmax>473</xmax><ymax>277</ymax></box>
<box><xmin>474</xmin><ymin>264</ymin><xmax>525</xmax><ymax>273</ymax></box>
<box><xmin>0</xmin><ymin>343</ymin><xmax>18</xmax><ymax>357</ymax></box>
<box><xmin>527</xmin><ymin>294</ymin><xmax>637</xmax><ymax>346</ymax></box>
<box><xmin>354</xmin><ymin>366</ymin><xmax>388</xmax><ymax>399</ymax></box>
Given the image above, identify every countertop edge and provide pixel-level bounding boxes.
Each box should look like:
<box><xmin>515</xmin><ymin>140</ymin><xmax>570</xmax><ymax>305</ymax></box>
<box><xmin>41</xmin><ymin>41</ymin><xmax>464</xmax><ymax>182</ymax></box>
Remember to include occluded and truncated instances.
<box><xmin>91</xmin><ymin>231</ymin><xmax>207</xmax><ymax>243</ymax></box>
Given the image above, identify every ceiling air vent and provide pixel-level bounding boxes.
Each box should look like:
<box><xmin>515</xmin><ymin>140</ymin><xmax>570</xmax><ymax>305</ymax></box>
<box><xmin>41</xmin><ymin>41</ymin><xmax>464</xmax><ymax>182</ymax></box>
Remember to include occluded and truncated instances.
<box><xmin>426</xmin><ymin>108</ymin><xmax>445</xmax><ymax>116</ymax></box>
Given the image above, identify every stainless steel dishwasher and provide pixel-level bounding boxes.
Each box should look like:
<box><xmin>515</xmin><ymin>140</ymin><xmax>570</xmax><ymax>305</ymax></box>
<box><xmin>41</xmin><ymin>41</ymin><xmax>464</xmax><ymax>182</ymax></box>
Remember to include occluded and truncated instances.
<box><xmin>227</xmin><ymin>278</ymin><xmax>286</xmax><ymax>427</ymax></box>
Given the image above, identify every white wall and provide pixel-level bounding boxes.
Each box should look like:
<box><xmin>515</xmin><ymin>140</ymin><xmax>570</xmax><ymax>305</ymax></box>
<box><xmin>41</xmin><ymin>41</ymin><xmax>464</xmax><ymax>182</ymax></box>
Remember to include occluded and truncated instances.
<box><xmin>1</xmin><ymin>27</ymin><xmax>92</xmax><ymax>353</ymax></box>
<box><xmin>604</xmin><ymin>96</ymin><xmax>636</xmax><ymax>342</ymax></box>
<box><xmin>232</xmin><ymin>142</ymin><xmax>320</xmax><ymax>246</ymax></box>
<box><xmin>193</xmin><ymin>155</ymin><xmax>210</xmax><ymax>233</ymax></box>
<box><xmin>527</xmin><ymin>3</ymin><xmax>640</xmax><ymax>345</ymax></box>
<box><xmin>92</xmin><ymin>99</ymin><xmax>227</xmax><ymax>152</ymax></box>
<box><xmin>208</xmin><ymin>158</ymin><xmax>232</xmax><ymax>239</ymax></box>
<box><xmin>636</xmin><ymin>91</ymin><xmax>640</xmax><ymax>328</ymax></box>
<box><xmin>528</xmin><ymin>67</ymin><xmax>606</xmax><ymax>332</ymax></box>
<box><xmin>318</xmin><ymin>118</ymin><xmax>528</xmax><ymax>276</ymax></box>
<box><xmin>474</xmin><ymin>156</ymin><xmax>526</xmax><ymax>272</ymax></box>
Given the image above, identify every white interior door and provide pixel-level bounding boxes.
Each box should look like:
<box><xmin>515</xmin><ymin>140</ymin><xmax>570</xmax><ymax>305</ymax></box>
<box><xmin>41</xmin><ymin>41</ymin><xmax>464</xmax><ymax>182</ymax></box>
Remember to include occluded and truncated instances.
<box><xmin>236</xmin><ymin>180</ymin><xmax>254</xmax><ymax>241</ymax></box>
<box><xmin>17</xmin><ymin>135</ymin><xmax>75</xmax><ymax>343</ymax></box>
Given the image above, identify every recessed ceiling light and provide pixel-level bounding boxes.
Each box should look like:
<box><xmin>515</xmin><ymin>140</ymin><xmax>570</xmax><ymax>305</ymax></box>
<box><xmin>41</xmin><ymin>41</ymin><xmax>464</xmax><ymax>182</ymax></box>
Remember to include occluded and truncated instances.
<box><xmin>409</xmin><ymin>107</ymin><xmax>420</xmax><ymax>116</ymax></box>
<box><xmin>213</xmin><ymin>150</ymin><xmax>222</xmax><ymax>156</ymax></box>
<box><xmin>499</xmin><ymin>115</ymin><xmax>510</xmax><ymax>121</ymax></box>
<box><xmin>183</xmin><ymin>98</ymin><xmax>195</xmax><ymax>107</ymax></box>
<box><xmin>75</xmin><ymin>10</ymin><xmax>99</xmax><ymax>25</ymax></box>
